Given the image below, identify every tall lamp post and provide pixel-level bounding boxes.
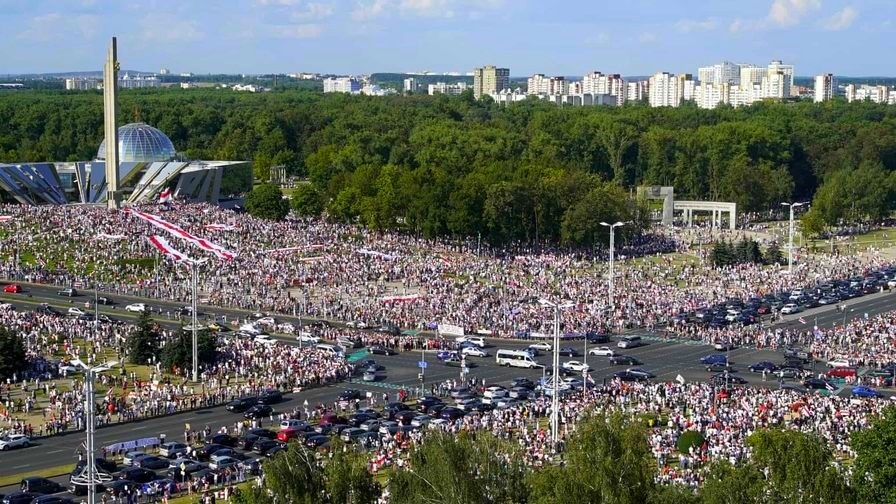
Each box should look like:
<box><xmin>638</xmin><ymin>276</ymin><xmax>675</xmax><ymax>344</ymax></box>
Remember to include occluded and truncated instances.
<box><xmin>70</xmin><ymin>359</ymin><xmax>117</xmax><ymax>504</ymax></box>
<box><xmin>538</xmin><ymin>298</ymin><xmax>574</xmax><ymax>448</ymax></box>
<box><xmin>781</xmin><ymin>202</ymin><xmax>805</xmax><ymax>274</ymax></box>
<box><xmin>600</xmin><ymin>221</ymin><xmax>629</xmax><ymax>312</ymax></box>
<box><xmin>189</xmin><ymin>259</ymin><xmax>208</xmax><ymax>383</ymax></box>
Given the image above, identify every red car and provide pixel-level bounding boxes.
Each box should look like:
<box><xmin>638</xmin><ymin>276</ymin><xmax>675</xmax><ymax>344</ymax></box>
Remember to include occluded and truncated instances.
<box><xmin>276</xmin><ymin>428</ymin><xmax>303</xmax><ymax>443</ymax></box>
<box><xmin>3</xmin><ymin>284</ymin><xmax>21</xmax><ymax>293</ymax></box>
<box><xmin>827</xmin><ymin>367</ymin><xmax>857</xmax><ymax>378</ymax></box>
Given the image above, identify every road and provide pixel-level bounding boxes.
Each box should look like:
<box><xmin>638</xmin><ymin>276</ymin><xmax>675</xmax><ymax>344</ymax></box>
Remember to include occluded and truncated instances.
<box><xmin>0</xmin><ymin>281</ymin><xmax>894</xmax><ymax>480</ymax></box>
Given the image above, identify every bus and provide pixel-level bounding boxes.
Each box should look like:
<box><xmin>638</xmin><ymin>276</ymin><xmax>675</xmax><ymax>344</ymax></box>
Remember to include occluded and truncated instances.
<box><xmin>495</xmin><ymin>349</ymin><xmax>539</xmax><ymax>369</ymax></box>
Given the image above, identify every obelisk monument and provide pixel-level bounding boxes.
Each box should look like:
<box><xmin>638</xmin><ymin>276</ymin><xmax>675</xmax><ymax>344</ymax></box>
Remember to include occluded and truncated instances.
<box><xmin>103</xmin><ymin>37</ymin><xmax>120</xmax><ymax>209</ymax></box>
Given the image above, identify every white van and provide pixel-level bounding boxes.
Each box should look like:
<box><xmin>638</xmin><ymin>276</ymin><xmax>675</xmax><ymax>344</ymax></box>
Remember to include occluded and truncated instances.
<box><xmin>315</xmin><ymin>343</ymin><xmax>344</xmax><ymax>356</ymax></box>
<box><xmin>279</xmin><ymin>419</ymin><xmax>308</xmax><ymax>431</ymax></box>
<box><xmin>495</xmin><ymin>349</ymin><xmax>539</xmax><ymax>369</ymax></box>
<box><xmin>617</xmin><ymin>336</ymin><xmax>642</xmax><ymax>349</ymax></box>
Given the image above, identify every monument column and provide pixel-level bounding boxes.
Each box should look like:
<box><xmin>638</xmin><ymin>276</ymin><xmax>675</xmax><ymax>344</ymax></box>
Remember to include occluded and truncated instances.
<box><xmin>103</xmin><ymin>37</ymin><xmax>119</xmax><ymax>210</ymax></box>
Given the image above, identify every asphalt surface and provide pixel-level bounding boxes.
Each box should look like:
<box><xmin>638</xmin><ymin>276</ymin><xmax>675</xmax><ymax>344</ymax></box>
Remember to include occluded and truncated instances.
<box><xmin>0</xmin><ymin>281</ymin><xmax>894</xmax><ymax>483</ymax></box>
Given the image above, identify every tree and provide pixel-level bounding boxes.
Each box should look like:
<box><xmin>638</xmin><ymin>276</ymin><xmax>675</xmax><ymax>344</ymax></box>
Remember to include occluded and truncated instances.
<box><xmin>390</xmin><ymin>431</ymin><xmax>529</xmax><ymax>504</ymax></box>
<box><xmin>0</xmin><ymin>327</ymin><xmax>27</xmax><ymax>381</ymax></box>
<box><xmin>324</xmin><ymin>439</ymin><xmax>381</xmax><ymax>504</ymax></box>
<box><xmin>245</xmin><ymin>183</ymin><xmax>290</xmax><ymax>221</ymax></box>
<box><xmin>127</xmin><ymin>310</ymin><xmax>158</xmax><ymax>365</ymax></box>
<box><xmin>852</xmin><ymin>406</ymin><xmax>896</xmax><ymax>504</ymax></box>
<box><xmin>160</xmin><ymin>329</ymin><xmax>218</xmax><ymax>374</ymax></box>
<box><xmin>765</xmin><ymin>242</ymin><xmax>784</xmax><ymax>265</ymax></box>
<box><xmin>700</xmin><ymin>461</ymin><xmax>766</xmax><ymax>504</ymax></box>
<box><xmin>710</xmin><ymin>241</ymin><xmax>734</xmax><ymax>267</ymax></box>
<box><xmin>237</xmin><ymin>442</ymin><xmax>326</xmax><ymax>504</ymax></box>
<box><xmin>291</xmin><ymin>184</ymin><xmax>325</xmax><ymax>217</ymax></box>
<box><xmin>745</xmin><ymin>429</ymin><xmax>854</xmax><ymax>504</ymax></box>
<box><xmin>529</xmin><ymin>413</ymin><xmax>655</xmax><ymax>504</ymax></box>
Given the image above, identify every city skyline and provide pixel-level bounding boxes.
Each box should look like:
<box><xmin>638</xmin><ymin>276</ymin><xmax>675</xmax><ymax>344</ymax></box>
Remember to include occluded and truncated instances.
<box><xmin>1</xmin><ymin>0</ymin><xmax>894</xmax><ymax>77</ymax></box>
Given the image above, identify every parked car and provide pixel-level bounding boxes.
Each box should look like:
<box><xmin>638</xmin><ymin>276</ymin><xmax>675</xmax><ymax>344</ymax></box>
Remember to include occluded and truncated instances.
<box><xmin>561</xmin><ymin>361</ymin><xmax>592</xmax><ymax>373</ymax></box>
<box><xmin>244</xmin><ymin>404</ymin><xmax>274</xmax><ymax>420</ymax></box>
<box><xmin>588</xmin><ymin>347</ymin><xmax>615</xmax><ymax>357</ymax></box>
<box><xmin>3</xmin><ymin>284</ymin><xmax>22</xmax><ymax>293</ymax></box>
<box><xmin>57</xmin><ymin>288</ymin><xmax>77</xmax><ymax>297</ymax></box>
<box><xmin>852</xmin><ymin>386</ymin><xmax>884</xmax><ymax>398</ymax></box>
<box><xmin>225</xmin><ymin>397</ymin><xmax>258</xmax><ymax>413</ymax></box>
<box><xmin>257</xmin><ymin>389</ymin><xmax>283</xmax><ymax>404</ymax></box>
<box><xmin>368</xmin><ymin>345</ymin><xmax>396</xmax><ymax>356</ymax></box>
<box><xmin>700</xmin><ymin>354</ymin><xmax>729</xmax><ymax>365</ymax></box>
<box><xmin>20</xmin><ymin>477</ymin><xmax>64</xmax><ymax>495</ymax></box>
<box><xmin>124</xmin><ymin>303</ymin><xmax>146</xmax><ymax>312</ymax></box>
<box><xmin>609</xmin><ymin>355</ymin><xmax>641</xmax><ymax>366</ymax></box>
<box><xmin>826</xmin><ymin>358</ymin><xmax>851</xmax><ymax>368</ymax></box>
<box><xmin>159</xmin><ymin>442</ymin><xmax>189</xmax><ymax>459</ymax></box>
<box><xmin>0</xmin><ymin>434</ymin><xmax>30</xmax><ymax>450</ymax></box>
<box><xmin>748</xmin><ymin>361</ymin><xmax>778</xmax><ymax>373</ymax></box>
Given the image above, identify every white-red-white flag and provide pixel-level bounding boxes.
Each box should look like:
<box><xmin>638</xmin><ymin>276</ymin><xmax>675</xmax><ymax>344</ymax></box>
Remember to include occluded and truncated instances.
<box><xmin>128</xmin><ymin>209</ymin><xmax>235</xmax><ymax>260</ymax></box>
<box><xmin>146</xmin><ymin>235</ymin><xmax>196</xmax><ymax>264</ymax></box>
<box><xmin>159</xmin><ymin>188</ymin><xmax>172</xmax><ymax>204</ymax></box>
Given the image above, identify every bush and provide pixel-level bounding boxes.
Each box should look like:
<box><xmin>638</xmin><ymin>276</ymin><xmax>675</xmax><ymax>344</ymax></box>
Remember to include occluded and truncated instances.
<box><xmin>677</xmin><ymin>430</ymin><xmax>706</xmax><ymax>454</ymax></box>
<box><xmin>245</xmin><ymin>183</ymin><xmax>290</xmax><ymax>221</ymax></box>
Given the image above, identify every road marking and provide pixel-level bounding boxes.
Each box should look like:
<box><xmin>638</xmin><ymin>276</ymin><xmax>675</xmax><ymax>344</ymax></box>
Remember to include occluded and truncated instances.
<box><xmin>46</xmin><ymin>449</ymin><xmax>65</xmax><ymax>454</ymax></box>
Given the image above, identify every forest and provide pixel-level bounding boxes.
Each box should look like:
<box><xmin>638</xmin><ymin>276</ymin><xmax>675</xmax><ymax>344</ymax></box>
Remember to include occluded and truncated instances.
<box><xmin>0</xmin><ymin>88</ymin><xmax>895</xmax><ymax>244</ymax></box>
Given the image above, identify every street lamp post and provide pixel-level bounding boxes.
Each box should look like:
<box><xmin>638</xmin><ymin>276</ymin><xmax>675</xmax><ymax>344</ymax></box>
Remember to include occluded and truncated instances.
<box><xmin>781</xmin><ymin>202</ymin><xmax>805</xmax><ymax>274</ymax></box>
<box><xmin>600</xmin><ymin>221</ymin><xmax>629</xmax><ymax>312</ymax></box>
<box><xmin>539</xmin><ymin>298</ymin><xmax>574</xmax><ymax>448</ymax></box>
<box><xmin>71</xmin><ymin>359</ymin><xmax>117</xmax><ymax>504</ymax></box>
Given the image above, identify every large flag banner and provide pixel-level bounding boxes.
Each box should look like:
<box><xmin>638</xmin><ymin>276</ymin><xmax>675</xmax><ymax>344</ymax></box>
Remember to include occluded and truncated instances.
<box><xmin>129</xmin><ymin>209</ymin><xmax>235</xmax><ymax>260</ymax></box>
<box><xmin>159</xmin><ymin>188</ymin><xmax>172</xmax><ymax>204</ymax></box>
<box><xmin>146</xmin><ymin>235</ymin><xmax>196</xmax><ymax>264</ymax></box>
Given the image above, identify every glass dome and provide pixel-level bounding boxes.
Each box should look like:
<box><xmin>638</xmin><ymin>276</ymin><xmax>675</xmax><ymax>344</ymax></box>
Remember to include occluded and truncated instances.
<box><xmin>97</xmin><ymin>123</ymin><xmax>176</xmax><ymax>163</ymax></box>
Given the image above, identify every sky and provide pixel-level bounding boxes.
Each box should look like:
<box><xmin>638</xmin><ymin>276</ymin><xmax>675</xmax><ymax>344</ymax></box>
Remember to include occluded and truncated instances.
<box><xmin>1</xmin><ymin>0</ymin><xmax>894</xmax><ymax>77</ymax></box>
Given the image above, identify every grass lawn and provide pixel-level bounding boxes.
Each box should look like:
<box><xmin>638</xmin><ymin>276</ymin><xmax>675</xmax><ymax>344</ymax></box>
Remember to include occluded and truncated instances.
<box><xmin>0</xmin><ymin>463</ymin><xmax>75</xmax><ymax>487</ymax></box>
<box><xmin>806</xmin><ymin>227</ymin><xmax>896</xmax><ymax>253</ymax></box>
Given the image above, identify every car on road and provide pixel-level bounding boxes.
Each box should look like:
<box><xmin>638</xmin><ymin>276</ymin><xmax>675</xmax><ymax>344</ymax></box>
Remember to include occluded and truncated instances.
<box><xmin>706</xmin><ymin>362</ymin><xmax>735</xmax><ymax>373</ymax></box>
<box><xmin>67</xmin><ymin>307</ymin><xmax>86</xmax><ymax>317</ymax></box>
<box><xmin>239</xmin><ymin>323</ymin><xmax>262</xmax><ymax>335</ymax></box>
<box><xmin>775</xmin><ymin>367</ymin><xmax>807</xmax><ymax>380</ymax></box>
<box><xmin>783</xmin><ymin>347</ymin><xmax>812</xmax><ymax>362</ymax></box>
<box><xmin>803</xmin><ymin>377</ymin><xmax>836</xmax><ymax>391</ymax></box>
<box><xmin>3</xmin><ymin>492</ymin><xmax>41</xmax><ymax>504</ymax></box>
<box><xmin>31</xmin><ymin>496</ymin><xmax>75</xmax><ymax>504</ymax></box>
<box><xmin>826</xmin><ymin>358</ymin><xmax>851</xmax><ymax>368</ymax></box>
<box><xmin>613</xmin><ymin>370</ymin><xmax>644</xmax><ymax>382</ymax></box>
<box><xmin>713</xmin><ymin>341</ymin><xmax>735</xmax><ymax>351</ymax></box>
<box><xmin>57</xmin><ymin>288</ymin><xmax>77</xmax><ymax>297</ymax></box>
<box><xmin>338</xmin><ymin>389</ymin><xmax>363</xmax><ymax>402</ymax></box>
<box><xmin>297</xmin><ymin>332</ymin><xmax>320</xmax><ymax>344</ymax></box>
<box><xmin>627</xmin><ymin>368</ymin><xmax>656</xmax><ymax>379</ymax></box>
<box><xmin>346</xmin><ymin>320</ymin><xmax>368</xmax><ymax>329</ymax></box>
<box><xmin>244</xmin><ymin>404</ymin><xmax>274</xmax><ymax>420</ymax></box>
<box><xmin>34</xmin><ymin>304</ymin><xmax>60</xmax><ymax>316</ymax></box>
<box><xmin>456</xmin><ymin>336</ymin><xmax>486</xmax><ymax>348</ymax></box>
<box><xmin>159</xmin><ymin>442</ymin><xmax>189</xmax><ymax>458</ymax></box>
<box><xmin>748</xmin><ymin>361</ymin><xmax>778</xmax><ymax>373</ymax></box>
<box><xmin>557</xmin><ymin>347</ymin><xmax>580</xmax><ymax>357</ymax></box>
<box><xmin>617</xmin><ymin>336</ymin><xmax>643</xmax><ymax>349</ymax></box>
<box><xmin>357</xmin><ymin>359</ymin><xmax>385</xmax><ymax>371</ymax></box>
<box><xmin>827</xmin><ymin>367</ymin><xmax>858</xmax><ymax>379</ymax></box>
<box><xmin>588</xmin><ymin>347</ymin><xmax>615</xmax><ymax>357</ymax></box>
<box><xmin>852</xmin><ymin>386</ymin><xmax>884</xmax><ymax>398</ymax></box>
<box><xmin>20</xmin><ymin>477</ymin><xmax>64</xmax><ymax>494</ymax></box>
<box><xmin>528</xmin><ymin>342</ymin><xmax>552</xmax><ymax>352</ymax></box>
<box><xmin>225</xmin><ymin>397</ymin><xmax>258</xmax><ymax>413</ymax></box>
<box><xmin>461</xmin><ymin>346</ymin><xmax>489</xmax><ymax>357</ymax></box>
<box><xmin>368</xmin><ymin>345</ymin><xmax>396</xmax><ymax>356</ymax></box>
<box><xmin>3</xmin><ymin>284</ymin><xmax>22</xmax><ymax>293</ymax></box>
<box><xmin>780</xmin><ymin>303</ymin><xmax>802</xmax><ymax>314</ymax></box>
<box><xmin>561</xmin><ymin>360</ymin><xmax>592</xmax><ymax>373</ymax></box>
<box><xmin>125</xmin><ymin>303</ymin><xmax>147</xmax><ymax>312</ymax></box>
<box><xmin>258</xmin><ymin>389</ymin><xmax>283</xmax><ymax>404</ymax></box>
<box><xmin>134</xmin><ymin>455</ymin><xmax>170</xmax><ymax>470</ymax></box>
<box><xmin>482</xmin><ymin>385</ymin><xmax>507</xmax><ymax>399</ymax></box>
<box><xmin>122</xmin><ymin>451</ymin><xmax>149</xmax><ymax>466</ymax></box>
<box><xmin>711</xmin><ymin>373</ymin><xmax>748</xmax><ymax>385</ymax></box>
<box><xmin>700</xmin><ymin>354</ymin><xmax>729</xmax><ymax>365</ymax></box>
<box><xmin>95</xmin><ymin>296</ymin><xmax>114</xmax><ymax>305</ymax></box>
<box><xmin>609</xmin><ymin>355</ymin><xmax>641</xmax><ymax>366</ymax></box>
<box><xmin>437</xmin><ymin>350</ymin><xmax>459</xmax><ymax>361</ymax></box>
<box><xmin>0</xmin><ymin>433</ymin><xmax>30</xmax><ymax>450</ymax></box>
<box><xmin>362</xmin><ymin>370</ymin><xmax>378</xmax><ymax>382</ymax></box>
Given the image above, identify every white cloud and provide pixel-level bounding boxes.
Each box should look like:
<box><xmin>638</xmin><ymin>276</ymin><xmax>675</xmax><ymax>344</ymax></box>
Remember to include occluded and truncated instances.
<box><xmin>255</xmin><ymin>0</ymin><xmax>302</xmax><ymax>5</ymax></box>
<box><xmin>639</xmin><ymin>31</ymin><xmax>657</xmax><ymax>44</ymax></box>
<box><xmin>292</xmin><ymin>2</ymin><xmax>334</xmax><ymax>20</ymax></box>
<box><xmin>822</xmin><ymin>6</ymin><xmax>858</xmax><ymax>30</ymax></box>
<box><xmin>729</xmin><ymin>18</ymin><xmax>744</xmax><ymax>33</ymax></box>
<box><xmin>766</xmin><ymin>0</ymin><xmax>821</xmax><ymax>27</ymax></box>
<box><xmin>273</xmin><ymin>23</ymin><xmax>323</xmax><ymax>38</ymax></box>
<box><xmin>352</xmin><ymin>0</ymin><xmax>389</xmax><ymax>21</ymax></box>
<box><xmin>399</xmin><ymin>0</ymin><xmax>453</xmax><ymax>17</ymax></box>
<box><xmin>139</xmin><ymin>14</ymin><xmax>203</xmax><ymax>42</ymax></box>
<box><xmin>17</xmin><ymin>12</ymin><xmax>99</xmax><ymax>42</ymax></box>
<box><xmin>675</xmin><ymin>18</ymin><xmax>718</xmax><ymax>32</ymax></box>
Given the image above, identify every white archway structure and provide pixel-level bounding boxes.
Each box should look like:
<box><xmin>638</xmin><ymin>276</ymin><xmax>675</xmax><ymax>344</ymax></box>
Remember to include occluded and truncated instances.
<box><xmin>674</xmin><ymin>200</ymin><xmax>737</xmax><ymax>230</ymax></box>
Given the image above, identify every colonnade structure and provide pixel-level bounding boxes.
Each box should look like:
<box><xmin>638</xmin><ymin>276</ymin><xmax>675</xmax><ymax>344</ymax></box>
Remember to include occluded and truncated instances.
<box><xmin>637</xmin><ymin>186</ymin><xmax>737</xmax><ymax>230</ymax></box>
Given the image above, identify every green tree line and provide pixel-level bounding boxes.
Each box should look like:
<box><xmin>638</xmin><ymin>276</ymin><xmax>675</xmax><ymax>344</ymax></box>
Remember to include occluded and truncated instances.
<box><xmin>2</xmin><ymin>89</ymin><xmax>896</xmax><ymax>242</ymax></box>
<box><xmin>242</xmin><ymin>409</ymin><xmax>896</xmax><ymax>504</ymax></box>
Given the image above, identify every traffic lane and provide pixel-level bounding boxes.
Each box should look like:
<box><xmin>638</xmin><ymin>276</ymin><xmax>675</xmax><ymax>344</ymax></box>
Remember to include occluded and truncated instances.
<box><xmin>0</xmin><ymin>382</ymin><xmax>366</xmax><ymax>478</ymax></box>
<box><xmin>775</xmin><ymin>290</ymin><xmax>896</xmax><ymax>330</ymax></box>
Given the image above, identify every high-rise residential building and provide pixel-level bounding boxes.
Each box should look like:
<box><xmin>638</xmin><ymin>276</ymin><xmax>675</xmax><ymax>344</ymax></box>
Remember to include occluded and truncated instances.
<box><xmin>473</xmin><ymin>65</ymin><xmax>510</xmax><ymax>99</ymax></box>
<box><xmin>568</xmin><ymin>81</ymin><xmax>583</xmax><ymax>95</ymax></box>
<box><xmin>844</xmin><ymin>84</ymin><xmax>857</xmax><ymax>102</ymax></box>
<box><xmin>648</xmin><ymin>72</ymin><xmax>678</xmax><ymax>107</ymax></box>
<box><xmin>766</xmin><ymin>60</ymin><xmax>794</xmax><ymax>97</ymax></box>
<box><xmin>65</xmin><ymin>78</ymin><xmax>100</xmax><ymax>90</ymax></box>
<box><xmin>323</xmin><ymin>77</ymin><xmax>361</xmax><ymax>93</ymax></box>
<box><xmin>117</xmin><ymin>73</ymin><xmax>160</xmax><ymax>89</ymax></box>
<box><xmin>739</xmin><ymin>65</ymin><xmax>765</xmax><ymax>87</ymax></box>
<box><xmin>814</xmin><ymin>74</ymin><xmax>834</xmax><ymax>103</ymax></box>
<box><xmin>548</xmin><ymin>76</ymin><xmax>567</xmax><ymax>96</ymax></box>
<box><xmin>626</xmin><ymin>81</ymin><xmax>646</xmax><ymax>102</ymax></box>
<box><xmin>428</xmin><ymin>81</ymin><xmax>469</xmax><ymax>96</ymax></box>
<box><xmin>678</xmin><ymin>74</ymin><xmax>696</xmax><ymax>102</ymax></box>
<box><xmin>697</xmin><ymin>61</ymin><xmax>741</xmax><ymax>85</ymax></box>
<box><xmin>583</xmin><ymin>72</ymin><xmax>625</xmax><ymax>105</ymax></box>
<box><xmin>527</xmin><ymin>74</ymin><xmax>550</xmax><ymax>95</ymax></box>
<box><xmin>403</xmin><ymin>77</ymin><xmax>420</xmax><ymax>93</ymax></box>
